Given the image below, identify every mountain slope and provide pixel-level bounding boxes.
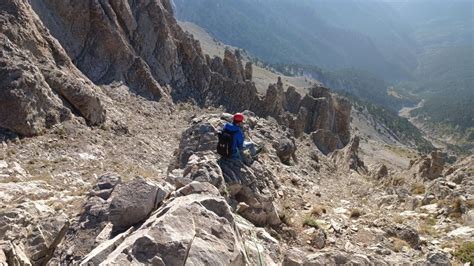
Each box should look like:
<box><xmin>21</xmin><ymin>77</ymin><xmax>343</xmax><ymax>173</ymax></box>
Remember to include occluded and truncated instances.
<box><xmin>1</xmin><ymin>1</ymin><xmax>472</xmax><ymax>265</ymax></box>
<box><xmin>389</xmin><ymin>0</ymin><xmax>474</xmax><ymax>143</ymax></box>
<box><xmin>173</xmin><ymin>0</ymin><xmax>413</xmax><ymax>80</ymax></box>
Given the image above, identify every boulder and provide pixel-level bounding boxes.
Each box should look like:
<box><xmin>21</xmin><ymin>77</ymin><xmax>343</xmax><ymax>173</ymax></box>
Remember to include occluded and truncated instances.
<box><xmin>109</xmin><ymin>178</ymin><xmax>165</xmax><ymax>229</ymax></box>
<box><xmin>93</xmin><ymin>194</ymin><xmax>246</xmax><ymax>265</ymax></box>
<box><xmin>274</xmin><ymin>137</ymin><xmax>297</xmax><ymax>165</ymax></box>
<box><xmin>283</xmin><ymin>248</ymin><xmax>306</xmax><ymax>266</ymax></box>
<box><xmin>0</xmin><ymin>202</ymin><xmax>69</xmax><ymax>266</ymax></box>
<box><xmin>312</xmin><ymin>229</ymin><xmax>326</xmax><ymax>249</ymax></box>
<box><xmin>3</xmin><ymin>242</ymin><xmax>32</xmax><ymax>266</ymax></box>
<box><xmin>384</xmin><ymin>224</ymin><xmax>420</xmax><ymax>249</ymax></box>
<box><xmin>81</xmin><ymin>196</ymin><xmax>111</xmax><ymax>229</ymax></box>
<box><xmin>79</xmin><ymin>227</ymin><xmax>133</xmax><ymax>266</ymax></box>
<box><xmin>168</xmin><ymin>151</ymin><xmax>225</xmax><ymax>191</ymax></box>
<box><xmin>25</xmin><ymin>217</ymin><xmax>69</xmax><ymax>265</ymax></box>
<box><xmin>425</xmin><ymin>252</ymin><xmax>451</xmax><ymax>265</ymax></box>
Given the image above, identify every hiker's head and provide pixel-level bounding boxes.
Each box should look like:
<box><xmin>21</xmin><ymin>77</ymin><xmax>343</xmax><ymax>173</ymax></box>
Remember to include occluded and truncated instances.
<box><xmin>233</xmin><ymin>113</ymin><xmax>244</xmax><ymax>125</ymax></box>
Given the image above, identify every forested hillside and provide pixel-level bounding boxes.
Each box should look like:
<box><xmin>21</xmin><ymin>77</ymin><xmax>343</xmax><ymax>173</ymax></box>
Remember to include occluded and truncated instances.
<box><xmin>389</xmin><ymin>0</ymin><xmax>474</xmax><ymax>135</ymax></box>
<box><xmin>173</xmin><ymin>0</ymin><xmax>414</xmax><ymax>80</ymax></box>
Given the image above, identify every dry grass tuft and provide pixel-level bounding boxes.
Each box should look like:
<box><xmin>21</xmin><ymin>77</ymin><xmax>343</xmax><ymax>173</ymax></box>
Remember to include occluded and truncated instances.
<box><xmin>391</xmin><ymin>238</ymin><xmax>410</xmax><ymax>253</ymax></box>
<box><xmin>393</xmin><ymin>215</ymin><xmax>404</xmax><ymax>224</ymax></box>
<box><xmin>411</xmin><ymin>182</ymin><xmax>425</xmax><ymax>194</ymax></box>
<box><xmin>310</xmin><ymin>204</ymin><xmax>327</xmax><ymax>217</ymax></box>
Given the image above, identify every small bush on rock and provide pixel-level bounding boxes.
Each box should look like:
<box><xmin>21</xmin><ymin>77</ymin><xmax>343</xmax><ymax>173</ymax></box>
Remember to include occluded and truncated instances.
<box><xmin>303</xmin><ymin>217</ymin><xmax>320</xmax><ymax>229</ymax></box>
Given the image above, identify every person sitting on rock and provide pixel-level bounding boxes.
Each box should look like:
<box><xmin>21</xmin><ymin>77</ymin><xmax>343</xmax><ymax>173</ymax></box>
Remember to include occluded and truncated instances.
<box><xmin>220</xmin><ymin>113</ymin><xmax>259</xmax><ymax>164</ymax></box>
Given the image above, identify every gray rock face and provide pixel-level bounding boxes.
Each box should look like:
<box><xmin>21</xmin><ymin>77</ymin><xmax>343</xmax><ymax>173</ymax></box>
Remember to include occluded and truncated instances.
<box><xmin>0</xmin><ymin>0</ymin><xmax>106</xmax><ymax>136</ymax></box>
<box><xmin>220</xmin><ymin>159</ymin><xmax>281</xmax><ymax>226</ymax></box>
<box><xmin>30</xmin><ymin>0</ymin><xmax>176</xmax><ymax>100</ymax></box>
<box><xmin>172</xmin><ymin>181</ymin><xmax>220</xmax><ymax>197</ymax></box>
<box><xmin>410</xmin><ymin>151</ymin><xmax>445</xmax><ymax>181</ymax></box>
<box><xmin>312</xmin><ymin>130</ymin><xmax>342</xmax><ymax>155</ymax></box>
<box><xmin>373</xmin><ymin>164</ymin><xmax>389</xmax><ymax>179</ymax></box>
<box><xmin>299</xmin><ymin>87</ymin><xmax>351</xmax><ymax>145</ymax></box>
<box><xmin>223</xmin><ymin>49</ymin><xmax>245</xmax><ymax>82</ymax></box>
<box><xmin>109</xmin><ymin>178</ymin><xmax>165</xmax><ymax>229</ymax></box>
<box><xmin>274</xmin><ymin>137</ymin><xmax>298</xmax><ymax>165</ymax></box>
<box><xmin>88</xmin><ymin>193</ymin><xmax>246</xmax><ymax>265</ymax></box>
<box><xmin>175</xmin><ymin>122</ymin><xmax>219</xmax><ymax>169</ymax></box>
<box><xmin>286</xmin><ymin>247</ymin><xmax>388</xmax><ymax>266</ymax></box>
<box><xmin>3</xmin><ymin>242</ymin><xmax>32</xmax><ymax>266</ymax></box>
<box><xmin>384</xmin><ymin>224</ymin><xmax>420</xmax><ymax>249</ymax></box>
<box><xmin>425</xmin><ymin>252</ymin><xmax>451</xmax><ymax>266</ymax></box>
<box><xmin>182</xmin><ymin>152</ymin><xmax>225</xmax><ymax>190</ymax></box>
<box><xmin>263</xmin><ymin>79</ymin><xmax>285</xmax><ymax>117</ymax></box>
<box><xmin>331</xmin><ymin>136</ymin><xmax>366</xmax><ymax>173</ymax></box>
<box><xmin>283</xmin><ymin>248</ymin><xmax>306</xmax><ymax>266</ymax></box>
<box><xmin>0</xmin><ymin>205</ymin><xmax>69</xmax><ymax>266</ymax></box>
<box><xmin>244</xmin><ymin>62</ymin><xmax>253</xmax><ymax>81</ymax></box>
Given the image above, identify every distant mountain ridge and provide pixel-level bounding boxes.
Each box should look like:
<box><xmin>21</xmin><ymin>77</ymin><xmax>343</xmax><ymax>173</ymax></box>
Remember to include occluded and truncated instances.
<box><xmin>173</xmin><ymin>0</ymin><xmax>416</xmax><ymax>81</ymax></box>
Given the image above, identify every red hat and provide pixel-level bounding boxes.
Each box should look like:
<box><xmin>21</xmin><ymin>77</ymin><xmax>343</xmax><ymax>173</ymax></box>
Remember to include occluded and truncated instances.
<box><xmin>233</xmin><ymin>113</ymin><xmax>244</xmax><ymax>123</ymax></box>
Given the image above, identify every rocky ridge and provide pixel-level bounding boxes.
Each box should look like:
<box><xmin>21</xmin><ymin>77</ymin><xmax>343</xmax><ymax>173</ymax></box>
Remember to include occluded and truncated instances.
<box><xmin>0</xmin><ymin>0</ymin><xmax>472</xmax><ymax>265</ymax></box>
<box><xmin>1</xmin><ymin>109</ymin><xmax>472</xmax><ymax>265</ymax></box>
<box><xmin>1</xmin><ymin>0</ymin><xmax>350</xmax><ymax>154</ymax></box>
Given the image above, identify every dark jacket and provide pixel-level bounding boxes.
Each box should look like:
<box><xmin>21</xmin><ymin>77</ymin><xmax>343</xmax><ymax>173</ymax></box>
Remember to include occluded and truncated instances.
<box><xmin>223</xmin><ymin>122</ymin><xmax>244</xmax><ymax>159</ymax></box>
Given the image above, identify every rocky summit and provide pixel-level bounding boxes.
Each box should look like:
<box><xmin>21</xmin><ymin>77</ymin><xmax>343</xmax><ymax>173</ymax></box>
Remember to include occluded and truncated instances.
<box><xmin>0</xmin><ymin>0</ymin><xmax>473</xmax><ymax>265</ymax></box>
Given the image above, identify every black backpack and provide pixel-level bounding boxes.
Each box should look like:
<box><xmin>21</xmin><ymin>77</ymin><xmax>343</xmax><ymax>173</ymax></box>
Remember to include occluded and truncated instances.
<box><xmin>217</xmin><ymin>129</ymin><xmax>234</xmax><ymax>158</ymax></box>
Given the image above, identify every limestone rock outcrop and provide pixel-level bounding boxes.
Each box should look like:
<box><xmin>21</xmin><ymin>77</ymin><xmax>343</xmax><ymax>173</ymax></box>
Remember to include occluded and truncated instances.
<box><xmin>54</xmin><ymin>175</ymin><xmax>248</xmax><ymax>265</ymax></box>
<box><xmin>409</xmin><ymin>151</ymin><xmax>445</xmax><ymax>180</ymax></box>
<box><xmin>0</xmin><ymin>203</ymin><xmax>69</xmax><ymax>265</ymax></box>
<box><xmin>170</xmin><ymin>115</ymin><xmax>281</xmax><ymax>226</ymax></box>
<box><xmin>331</xmin><ymin>136</ymin><xmax>367</xmax><ymax>173</ymax></box>
<box><xmin>283</xmin><ymin>86</ymin><xmax>352</xmax><ymax>153</ymax></box>
<box><xmin>168</xmin><ymin>151</ymin><xmax>226</xmax><ymax>192</ymax></box>
<box><xmin>98</xmin><ymin>193</ymin><xmax>246</xmax><ymax>265</ymax></box>
<box><xmin>0</xmin><ymin>0</ymin><xmax>106</xmax><ymax>136</ymax></box>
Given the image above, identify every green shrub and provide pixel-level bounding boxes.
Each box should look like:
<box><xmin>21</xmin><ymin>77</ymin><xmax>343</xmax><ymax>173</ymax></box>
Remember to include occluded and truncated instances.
<box><xmin>454</xmin><ymin>241</ymin><xmax>474</xmax><ymax>264</ymax></box>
